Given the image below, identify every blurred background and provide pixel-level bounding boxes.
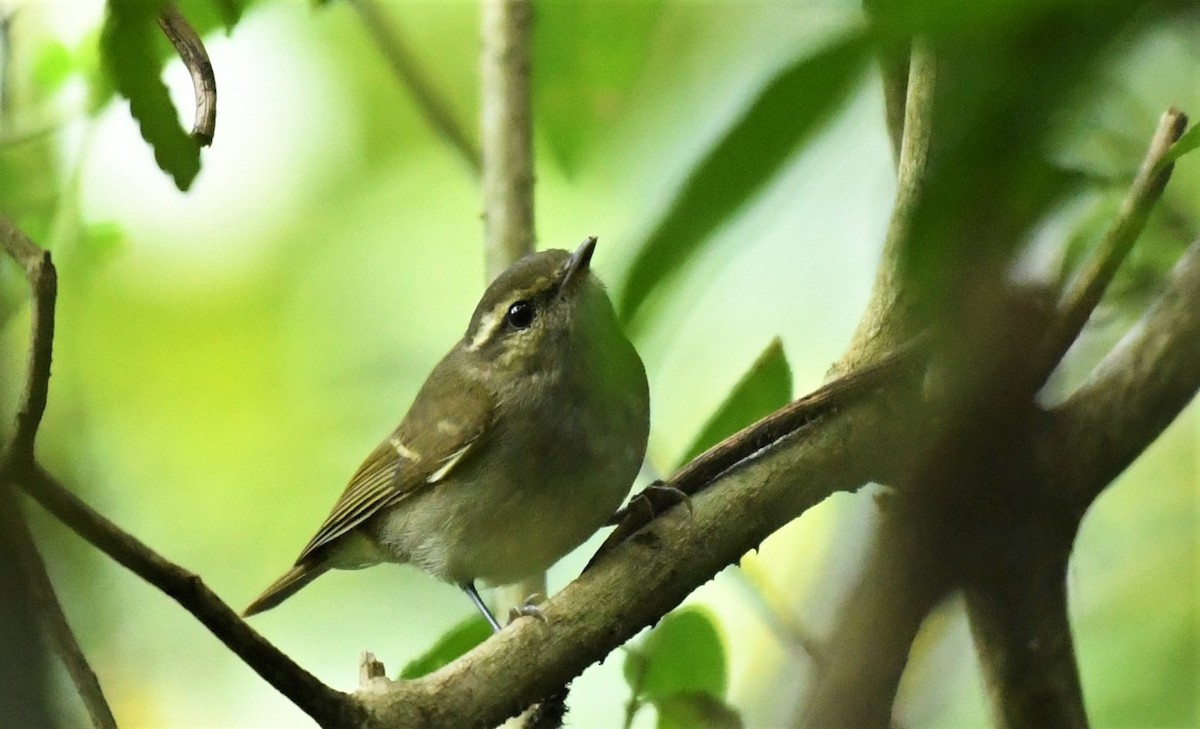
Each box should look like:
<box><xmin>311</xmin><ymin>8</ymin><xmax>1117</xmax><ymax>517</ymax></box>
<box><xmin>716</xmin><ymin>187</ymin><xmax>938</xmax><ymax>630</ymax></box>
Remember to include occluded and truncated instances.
<box><xmin>0</xmin><ymin>0</ymin><xmax>1196</xmax><ymax>727</ymax></box>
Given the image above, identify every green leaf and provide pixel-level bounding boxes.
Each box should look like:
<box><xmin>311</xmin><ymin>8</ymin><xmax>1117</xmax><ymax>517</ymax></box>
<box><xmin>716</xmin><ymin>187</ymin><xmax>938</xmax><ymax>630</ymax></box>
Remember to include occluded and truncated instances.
<box><xmin>534</xmin><ymin>0</ymin><xmax>663</xmax><ymax>175</ymax></box>
<box><xmin>679</xmin><ymin>338</ymin><xmax>792</xmax><ymax>466</ymax></box>
<box><xmin>617</xmin><ymin>33</ymin><xmax>870</xmax><ymax>324</ymax></box>
<box><xmin>625</xmin><ymin>607</ymin><xmax>728</xmax><ymax>703</ymax></box>
<box><xmin>657</xmin><ymin>692</ymin><xmax>744</xmax><ymax>729</ymax></box>
<box><xmin>398</xmin><ymin>615</ymin><xmax>492</xmax><ymax>679</ymax></box>
<box><xmin>1154</xmin><ymin>121</ymin><xmax>1200</xmax><ymax>172</ymax></box>
<box><xmin>32</xmin><ymin>41</ymin><xmax>75</xmax><ymax>94</ymax></box>
<box><xmin>101</xmin><ymin>0</ymin><xmax>201</xmax><ymax>190</ymax></box>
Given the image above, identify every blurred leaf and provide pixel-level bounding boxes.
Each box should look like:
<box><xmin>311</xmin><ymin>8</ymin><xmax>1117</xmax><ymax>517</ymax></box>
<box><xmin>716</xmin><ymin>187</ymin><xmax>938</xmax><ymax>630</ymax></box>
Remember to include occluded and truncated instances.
<box><xmin>101</xmin><ymin>0</ymin><xmax>201</xmax><ymax>190</ymax></box>
<box><xmin>618</xmin><ymin>33</ymin><xmax>870</xmax><ymax>324</ymax></box>
<box><xmin>625</xmin><ymin>607</ymin><xmax>727</xmax><ymax>703</ymax></box>
<box><xmin>679</xmin><ymin>338</ymin><xmax>792</xmax><ymax>466</ymax></box>
<box><xmin>1155</xmin><ymin>120</ymin><xmax>1200</xmax><ymax>171</ymax></box>
<box><xmin>209</xmin><ymin>0</ymin><xmax>245</xmax><ymax>31</ymax></box>
<box><xmin>657</xmin><ymin>692</ymin><xmax>743</xmax><ymax>729</ymax></box>
<box><xmin>534</xmin><ymin>0</ymin><xmax>663</xmax><ymax>174</ymax></box>
<box><xmin>398</xmin><ymin>615</ymin><xmax>491</xmax><ymax>679</ymax></box>
<box><xmin>32</xmin><ymin>40</ymin><xmax>75</xmax><ymax>94</ymax></box>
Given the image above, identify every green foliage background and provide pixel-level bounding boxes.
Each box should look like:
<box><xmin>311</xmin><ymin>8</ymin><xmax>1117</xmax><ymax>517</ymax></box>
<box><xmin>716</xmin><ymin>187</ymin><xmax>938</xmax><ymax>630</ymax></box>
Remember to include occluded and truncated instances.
<box><xmin>1</xmin><ymin>1</ymin><xmax>1196</xmax><ymax>726</ymax></box>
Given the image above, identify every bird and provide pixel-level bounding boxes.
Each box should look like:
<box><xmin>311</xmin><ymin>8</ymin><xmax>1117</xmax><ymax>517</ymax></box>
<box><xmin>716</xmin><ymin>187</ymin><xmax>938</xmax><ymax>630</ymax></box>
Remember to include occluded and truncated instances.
<box><xmin>243</xmin><ymin>237</ymin><xmax>650</xmax><ymax>631</ymax></box>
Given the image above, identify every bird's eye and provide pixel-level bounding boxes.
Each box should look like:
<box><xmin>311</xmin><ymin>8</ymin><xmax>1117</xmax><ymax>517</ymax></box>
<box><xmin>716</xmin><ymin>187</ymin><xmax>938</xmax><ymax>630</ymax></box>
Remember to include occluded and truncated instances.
<box><xmin>505</xmin><ymin>300</ymin><xmax>535</xmax><ymax>329</ymax></box>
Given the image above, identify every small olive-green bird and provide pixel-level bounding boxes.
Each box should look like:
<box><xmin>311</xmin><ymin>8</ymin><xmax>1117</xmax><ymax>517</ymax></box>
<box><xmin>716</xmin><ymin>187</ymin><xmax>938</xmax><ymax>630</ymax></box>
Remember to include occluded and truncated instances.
<box><xmin>243</xmin><ymin>237</ymin><xmax>650</xmax><ymax>630</ymax></box>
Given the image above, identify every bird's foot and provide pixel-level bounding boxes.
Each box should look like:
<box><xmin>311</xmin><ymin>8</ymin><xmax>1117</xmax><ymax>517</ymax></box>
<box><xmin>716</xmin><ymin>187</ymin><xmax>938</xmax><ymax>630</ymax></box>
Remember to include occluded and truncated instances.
<box><xmin>508</xmin><ymin>593</ymin><xmax>548</xmax><ymax>626</ymax></box>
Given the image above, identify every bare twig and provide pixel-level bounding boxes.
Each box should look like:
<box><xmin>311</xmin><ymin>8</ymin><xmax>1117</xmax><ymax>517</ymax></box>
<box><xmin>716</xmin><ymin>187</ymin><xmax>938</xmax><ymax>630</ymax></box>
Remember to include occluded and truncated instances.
<box><xmin>12</xmin><ymin>464</ymin><xmax>363</xmax><ymax>728</ymax></box>
<box><xmin>1049</xmin><ymin>236</ymin><xmax>1200</xmax><ymax>506</ymax></box>
<box><xmin>157</xmin><ymin>3</ymin><xmax>216</xmax><ymax>146</ymax></box>
<box><xmin>1031</xmin><ymin>109</ymin><xmax>1188</xmax><ymax>391</ymax></box>
<box><xmin>348</xmin><ymin>0</ymin><xmax>481</xmax><ymax>175</ymax></box>
<box><xmin>0</xmin><ymin>488</ymin><xmax>118</xmax><ymax>729</ymax></box>
<box><xmin>481</xmin><ymin>0</ymin><xmax>535</xmax><ymax>280</ymax></box>
<box><xmin>0</xmin><ymin>213</ymin><xmax>56</xmax><ymax>469</ymax></box>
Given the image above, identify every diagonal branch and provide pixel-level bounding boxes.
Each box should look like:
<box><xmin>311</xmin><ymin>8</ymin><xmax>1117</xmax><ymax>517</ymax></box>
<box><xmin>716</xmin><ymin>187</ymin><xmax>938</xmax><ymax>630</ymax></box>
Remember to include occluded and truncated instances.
<box><xmin>1030</xmin><ymin>109</ymin><xmax>1188</xmax><ymax>392</ymax></box>
<box><xmin>157</xmin><ymin>3</ymin><xmax>216</xmax><ymax>146</ymax></box>
<box><xmin>356</xmin><ymin>364</ymin><xmax>928</xmax><ymax>728</ymax></box>
<box><xmin>1047</xmin><ymin>235</ymin><xmax>1200</xmax><ymax>506</ymax></box>
<box><xmin>348</xmin><ymin>0</ymin><xmax>481</xmax><ymax>176</ymax></box>
<box><xmin>11</xmin><ymin>464</ymin><xmax>363</xmax><ymax>728</ymax></box>
<box><xmin>0</xmin><ymin>487</ymin><xmax>118</xmax><ymax>729</ymax></box>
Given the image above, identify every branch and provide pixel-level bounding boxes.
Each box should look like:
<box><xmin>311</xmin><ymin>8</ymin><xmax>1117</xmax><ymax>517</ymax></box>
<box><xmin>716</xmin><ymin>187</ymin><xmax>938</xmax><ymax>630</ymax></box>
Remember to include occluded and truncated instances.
<box><xmin>348</xmin><ymin>0</ymin><xmax>481</xmax><ymax>176</ymax></box>
<box><xmin>356</xmin><ymin>367</ymin><xmax>927</xmax><ymax>728</ymax></box>
<box><xmin>157</xmin><ymin>3</ymin><xmax>216</xmax><ymax>146</ymax></box>
<box><xmin>0</xmin><ymin>487</ymin><xmax>117</xmax><ymax>729</ymax></box>
<box><xmin>0</xmin><ymin>214</ymin><xmax>56</xmax><ymax>469</ymax></box>
<box><xmin>481</xmin><ymin>0</ymin><xmax>535</xmax><ymax>280</ymax></box>
<box><xmin>591</xmin><ymin>338</ymin><xmax>925</xmax><ymax>565</ymax></box>
<box><xmin>1030</xmin><ymin>109</ymin><xmax>1188</xmax><ymax>391</ymax></box>
<box><xmin>863</xmin><ymin>0</ymin><xmax>909</xmax><ymax>164</ymax></box>
<box><xmin>1048</xmin><ymin>236</ymin><xmax>1200</xmax><ymax>506</ymax></box>
<box><xmin>963</xmin><ymin>538</ymin><xmax>1087</xmax><ymax>729</ymax></box>
<box><xmin>838</xmin><ymin>40</ymin><xmax>935</xmax><ymax>371</ymax></box>
<box><xmin>11</xmin><ymin>464</ymin><xmax>363</xmax><ymax>728</ymax></box>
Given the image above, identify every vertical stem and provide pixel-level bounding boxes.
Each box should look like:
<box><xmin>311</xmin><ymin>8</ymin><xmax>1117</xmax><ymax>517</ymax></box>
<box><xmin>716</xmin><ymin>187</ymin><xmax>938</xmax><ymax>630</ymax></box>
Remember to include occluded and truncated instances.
<box><xmin>481</xmin><ymin>0</ymin><xmax>535</xmax><ymax>281</ymax></box>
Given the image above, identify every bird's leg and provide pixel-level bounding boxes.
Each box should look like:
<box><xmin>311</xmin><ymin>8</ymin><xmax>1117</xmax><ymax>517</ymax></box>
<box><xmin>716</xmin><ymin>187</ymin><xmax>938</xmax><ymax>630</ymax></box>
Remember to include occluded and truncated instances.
<box><xmin>462</xmin><ymin>582</ymin><xmax>504</xmax><ymax>633</ymax></box>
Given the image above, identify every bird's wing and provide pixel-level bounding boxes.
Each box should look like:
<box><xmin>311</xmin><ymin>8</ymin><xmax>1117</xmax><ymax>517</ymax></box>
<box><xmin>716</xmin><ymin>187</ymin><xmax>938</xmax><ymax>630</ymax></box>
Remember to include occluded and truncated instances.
<box><xmin>295</xmin><ymin>358</ymin><xmax>493</xmax><ymax>563</ymax></box>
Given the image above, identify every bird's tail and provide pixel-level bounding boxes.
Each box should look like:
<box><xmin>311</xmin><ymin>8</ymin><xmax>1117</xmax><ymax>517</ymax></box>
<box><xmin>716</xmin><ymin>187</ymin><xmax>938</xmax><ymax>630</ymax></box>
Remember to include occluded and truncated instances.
<box><xmin>243</xmin><ymin>562</ymin><xmax>328</xmax><ymax>617</ymax></box>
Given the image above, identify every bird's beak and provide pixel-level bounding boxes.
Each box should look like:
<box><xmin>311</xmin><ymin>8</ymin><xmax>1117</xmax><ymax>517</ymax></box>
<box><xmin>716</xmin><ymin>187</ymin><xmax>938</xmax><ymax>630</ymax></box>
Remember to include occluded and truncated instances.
<box><xmin>560</xmin><ymin>236</ymin><xmax>597</xmax><ymax>294</ymax></box>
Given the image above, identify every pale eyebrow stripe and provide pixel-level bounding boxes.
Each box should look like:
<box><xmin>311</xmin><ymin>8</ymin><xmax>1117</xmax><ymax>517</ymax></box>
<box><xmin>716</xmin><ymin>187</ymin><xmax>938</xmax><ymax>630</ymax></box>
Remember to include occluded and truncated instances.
<box><xmin>466</xmin><ymin>310</ymin><xmax>503</xmax><ymax>351</ymax></box>
<box><xmin>463</xmin><ymin>278</ymin><xmax>554</xmax><ymax>351</ymax></box>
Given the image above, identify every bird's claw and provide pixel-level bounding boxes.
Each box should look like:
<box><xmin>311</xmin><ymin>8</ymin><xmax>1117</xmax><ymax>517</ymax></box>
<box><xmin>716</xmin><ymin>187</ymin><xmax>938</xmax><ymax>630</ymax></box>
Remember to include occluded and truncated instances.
<box><xmin>508</xmin><ymin>593</ymin><xmax>549</xmax><ymax>625</ymax></box>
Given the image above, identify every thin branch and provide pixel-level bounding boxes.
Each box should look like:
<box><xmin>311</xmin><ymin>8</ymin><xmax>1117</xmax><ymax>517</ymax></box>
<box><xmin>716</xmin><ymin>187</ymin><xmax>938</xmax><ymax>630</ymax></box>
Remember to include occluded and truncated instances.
<box><xmin>838</xmin><ymin>40</ymin><xmax>935</xmax><ymax>372</ymax></box>
<box><xmin>0</xmin><ymin>213</ymin><xmax>56</xmax><ymax>469</ymax></box>
<box><xmin>1048</xmin><ymin>236</ymin><xmax>1200</xmax><ymax>506</ymax></box>
<box><xmin>481</xmin><ymin>0</ymin><xmax>535</xmax><ymax>280</ymax></box>
<box><xmin>863</xmin><ymin>0</ymin><xmax>909</xmax><ymax>164</ymax></box>
<box><xmin>348</xmin><ymin>0</ymin><xmax>481</xmax><ymax>176</ymax></box>
<box><xmin>1</xmin><ymin>487</ymin><xmax>117</xmax><ymax>729</ymax></box>
<box><xmin>356</xmin><ymin>362</ymin><xmax>928</xmax><ymax>728</ymax></box>
<box><xmin>157</xmin><ymin>3</ymin><xmax>216</xmax><ymax>146</ymax></box>
<box><xmin>10</xmin><ymin>464</ymin><xmax>363</xmax><ymax>728</ymax></box>
<box><xmin>1030</xmin><ymin>109</ymin><xmax>1188</xmax><ymax>391</ymax></box>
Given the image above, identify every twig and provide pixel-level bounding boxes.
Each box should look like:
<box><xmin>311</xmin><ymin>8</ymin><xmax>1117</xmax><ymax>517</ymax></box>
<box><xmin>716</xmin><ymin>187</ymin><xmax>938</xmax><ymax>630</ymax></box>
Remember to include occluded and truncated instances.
<box><xmin>348</xmin><ymin>0</ymin><xmax>481</xmax><ymax>175</ymax></box>
<box><xmin>157</xmin><ymin>3</ymin><xmax>216</xmax><ymax>146</ymax></box>
<box><xmin>1049</xmin><ymin>236</ymin><xmax>1200</xmax><ymax>506</ymax></box>
<box><xmin>589</xmin><ymin>335</ymin><xmax>926</xmax><ymax>569</ymax></box>
<box><xmin>1</xmin><ymin>487</ymin><xmax>118</xmax><ymax>729</ymax></box>
<box><xmin>12</xmin><ymin>464</ymin><xmax>363</xmax><ymax>728</ymax></box>
<box><xmin>481</xmin><ymin>0</ymin><xmax>535</xmax><ymax>280</ymax></box>
<box><xmin>0</xmin><ymin>213</ymin><xmax>56</xmax><ymax>469</ymax></box>
<box><xmin>838</xmin><ymin>41</ymin><xmax>935</xmax><ymax>371</ymax></box>
<box><xmin>1030</xmin><ymin>109</ymin><xmax>1188</xmax><ymax>391</ymax></box>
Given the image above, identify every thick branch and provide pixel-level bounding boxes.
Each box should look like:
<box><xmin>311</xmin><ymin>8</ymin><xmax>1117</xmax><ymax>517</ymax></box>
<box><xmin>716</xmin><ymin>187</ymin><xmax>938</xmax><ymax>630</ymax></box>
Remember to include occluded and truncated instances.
<box><xmin>357</xmin><ymin>370</ymin><xmax>926</xmax><ymax>728</ymax></box>
<box><xmin>348</xmin><ymin>0</ymin><xmax>480</xmax><ymax>175</ymax></box>
<box><xmin>481</xmin><ymin>0</ymin><xmax>535</xmax><ymax>280</ymax></box>
<box><xmin>1049</xmin><ymin>236</ymin><xmax>1200</xmax><ymax>506</ymax></box>
<box><xmin>964</xmin><ymin>541</ymin><xmax>1087</xmax><ymax>729</ymax></box>
<box><xmin>0</xmin><ymin>487</ymin><xmax>117</xmax><ymax>729</ymax></box>
<box><xmin>0</xmin><ymin>213</ymin><xmax>56</xmax><ymax>468</ymax></box>
<box><xmin>10</xmin><ymin>464</ymin><xmax>363</xmax><ymax>728</ymax></box>
<box><xmin>1031</xmin><ymin>109</ymin><xmax>1188</xmax><ymax>391</ymax></box>
<box><xmin>157</xmin><ymin>3</ymin><xmax>216</xmax><ymax>146</ymax></box>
